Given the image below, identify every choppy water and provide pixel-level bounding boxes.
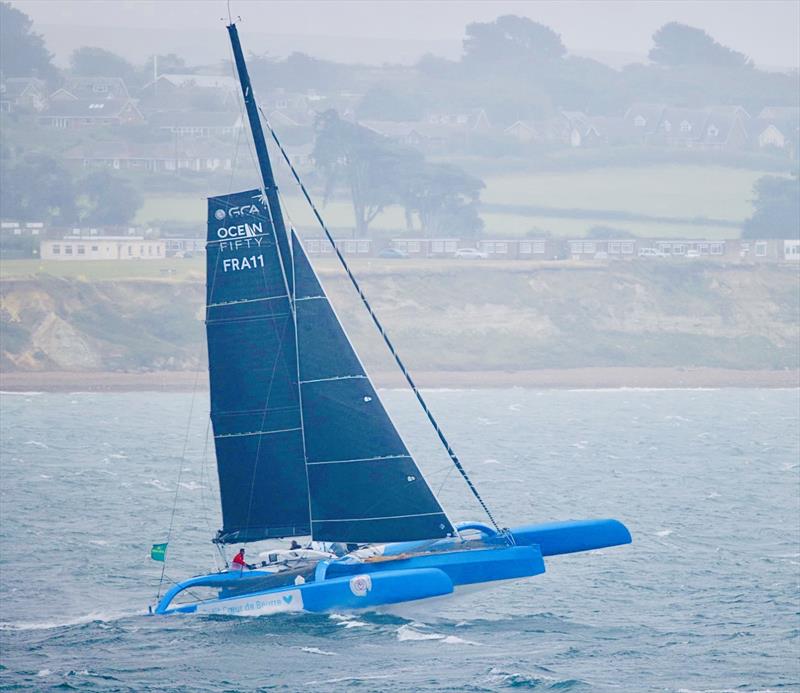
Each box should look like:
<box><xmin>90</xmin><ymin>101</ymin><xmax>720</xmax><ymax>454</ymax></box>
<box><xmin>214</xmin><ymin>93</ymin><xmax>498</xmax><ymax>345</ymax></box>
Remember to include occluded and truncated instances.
<box><xmin>1</xmin><ymin>388</ymin><xmax>798</xmax><ymax>692</ymax></box>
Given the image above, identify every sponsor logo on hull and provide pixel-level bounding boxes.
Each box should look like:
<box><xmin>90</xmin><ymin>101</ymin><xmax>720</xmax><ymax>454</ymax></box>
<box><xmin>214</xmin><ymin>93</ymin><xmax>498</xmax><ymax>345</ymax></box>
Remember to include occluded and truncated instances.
<box><xmin>194</xmin><ymin>589</ymin><xmax>304</xmax><ymax>616</ymax></box>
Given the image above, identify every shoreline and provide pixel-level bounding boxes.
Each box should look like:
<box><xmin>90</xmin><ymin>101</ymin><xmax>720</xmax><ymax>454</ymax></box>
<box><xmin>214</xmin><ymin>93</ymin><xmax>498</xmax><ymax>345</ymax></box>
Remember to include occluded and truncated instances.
<box><xmin>1</xmin><ymin>368</ymin><xmax>798</xmax><ymax>392</ymax></box>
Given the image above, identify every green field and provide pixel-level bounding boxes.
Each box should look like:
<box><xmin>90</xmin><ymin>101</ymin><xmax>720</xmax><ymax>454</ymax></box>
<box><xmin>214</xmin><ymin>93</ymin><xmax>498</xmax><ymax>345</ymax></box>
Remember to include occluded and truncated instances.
<box><xmin>481</xmin><ymin>166</ymin><xmax>769</xmax><ymax>221</ymax></box>
<box><xmin>135</xmin><ymin>165</ymin><xmax>776</xmax><ymax>239</ymax></box>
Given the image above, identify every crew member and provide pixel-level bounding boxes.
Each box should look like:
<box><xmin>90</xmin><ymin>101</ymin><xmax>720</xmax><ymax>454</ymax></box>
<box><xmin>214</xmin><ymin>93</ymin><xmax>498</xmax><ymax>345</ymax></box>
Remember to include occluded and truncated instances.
<box><xmin>231</xmin><ymin>548</ymin><xmax>253</xmax><ymax>570</ymax></box>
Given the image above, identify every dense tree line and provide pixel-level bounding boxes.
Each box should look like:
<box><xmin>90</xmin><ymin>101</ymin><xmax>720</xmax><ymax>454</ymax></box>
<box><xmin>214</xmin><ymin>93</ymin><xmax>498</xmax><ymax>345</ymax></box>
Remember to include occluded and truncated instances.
<box><xmin>313</xmin><ymin>111</ymin><xmax>483</xmax><ymax>237</ymax></box>
<box><xmin>0</xmin><ymin>151</ymin><xmax>143</xmax><ymax>225</ymax></box>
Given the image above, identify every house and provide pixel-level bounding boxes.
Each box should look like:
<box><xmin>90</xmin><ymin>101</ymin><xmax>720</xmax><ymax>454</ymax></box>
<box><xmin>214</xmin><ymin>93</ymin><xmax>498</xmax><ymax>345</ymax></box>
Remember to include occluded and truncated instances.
<box><xmin>51</xmin><ymin>77</ymin><xmax>131</xmax><ymax>101</ymax></box>
<box><xmin>147</xmin><ymin>110</ymin><xmax>243</xmax><ymax>138</ymax></box>
<box><xmin>700</xmin><ymin>109</ymin><xmax>749</xmax><ymax>150</ymax></box>
<box><xmin>263</xmin><ymin>89</ymin><xmax>313</xmax><ymax>125</ymax></box>
<box><xmin>650</xmin><ymin>107</ymin><xmax>749</xmax><ymax>151</ymax></box>
<box><xmin>63</xmin><ymin>139</ymin><xmax>234</xmax><ymax>172</ymax></box>
<box><xmin>391</xmin><ymin>238</ymin><xmax>459</xmax><ymax>258</ymax></box>
<box><xmin>0</xmin><ymin>221</ymin><xmax>45</xmax><ymax>237</ymax></box>
<box><xmin>504</xmin><ymin>115</ymin><xmax>583</xmax><ymax>147</ymax></box>
<box><xmin>517</xmin><ymin>238</ymin><xmax>562</xmax><ymax>260</ymax></box>
<box><xmin>37</xmin><ymin>98</ymin><xmax>144</xmax><ymax>129</ymax></box>
<box><xmin>477</xmin><ymin>239</ymin><xmax>561</xmax><ymax>259</ymax></box>
<box><xmin>163</xmin><ymin>237</ymin><xmax>206</xmax><ymax>256</ymax></box>
<box><xmin>40</xmin><ymin>236</ymin><xmax>165</xmax><ymax>261</ymax></box>
<box><xmin>364</xmin><ymin>109</ymin><xmax>493</xmax><ymax>152</ymax></box>
<box><xmin>360</xmin><ymin>120</ymin><xmax>449</xmax><ymax>152</ymax></box>
<box><xmin>724</xmin><ymin>239</ymin><xmax>782</xmax><ymax>262</ymax></box>
<box><xmin>654</xmin><ymin>239</ymin><xmax>726</xmax><ymax>257</ymax></box>
<box><xmin>624</xmin><ymin>102</ymin><xmax>666</xmax><ymax>143</ymax></box>
<box><xmin>651</xmin><ymin>108</ymin><xmax>708</xmax><ymax>148</ymax></box>
<box><xmin>425</xmin><ymin>108</ymin><xmax>491</xmax><ymax>132</ymax></box>
<box><xmin>504</xmin><ymin>120</ymin><xmax>537</xmax><ymax>143</ymax></box>
<box><xmin>303</xmin><ymin>238</ymin><xmax>372</xmax><ymax>256</ymax></box>
<box><xmin>138</xmin><ymin>74</ymin><xmax>238</xmax><ymax>111</ymax></box>
<box><xmin>144</xmin><ymin>73</ymin><xmax>236</xmax><ymax>92</ymax></box>
<box><xmin>568</xmin><ymin>238</ymin><xmax>638</xmax><ymax>259</ymax></box>
<box><xmin>783</xmin><ymin>239</ymin><xmax>800</xmax><ymax>263</ymax></box>
<box><xmin>750</xmin><ymin>107</ymin><xmax>799</xmax><ymax>157</ymax></box>
<box><xmin>0</xmin><ymin>77</ymin><xmax>48</xmax><ymax>113</ymax></box>
<box><xmin>750</xmin><ymin>120</ymin><xmax>788</xmax><ymax>149</ymax></box>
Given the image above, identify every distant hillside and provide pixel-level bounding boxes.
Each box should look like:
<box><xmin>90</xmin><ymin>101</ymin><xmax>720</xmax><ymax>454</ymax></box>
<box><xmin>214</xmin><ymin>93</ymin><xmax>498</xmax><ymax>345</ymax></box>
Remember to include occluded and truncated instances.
<box><xmin>1</xmin><ymin>263</ymin><xmax>798</xmax><ymax>374</ymax></box>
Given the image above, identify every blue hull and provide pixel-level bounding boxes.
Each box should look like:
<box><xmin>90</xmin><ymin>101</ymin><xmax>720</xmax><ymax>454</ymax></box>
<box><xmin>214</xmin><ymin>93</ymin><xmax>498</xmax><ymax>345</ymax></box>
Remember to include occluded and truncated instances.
<box><xmin>153</xmin><ymin>518</ymin><xmax>631</xmax><ymax>616</ymax></box>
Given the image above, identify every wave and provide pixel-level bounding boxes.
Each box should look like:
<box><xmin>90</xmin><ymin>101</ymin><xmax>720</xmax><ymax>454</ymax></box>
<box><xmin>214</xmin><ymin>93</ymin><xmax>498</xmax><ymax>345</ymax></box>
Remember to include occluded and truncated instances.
<box><xmin>299</xmin><ymin>646</ymin><xmax>335</xmax><ymax>656</ymax></box>
<box><xmin>0</xmin><ymin>609</ymin><xmax>139</xmax><ymax>631</ymax></box>
<box><xmin>304</xmin><ymin>674</ymin><xmax>395</xmax><ymax>686</ymax></box>
<box><xmin>396</xmin><ymin>624</ymin><xmax>478</xmax><ymax>644</ymax></box>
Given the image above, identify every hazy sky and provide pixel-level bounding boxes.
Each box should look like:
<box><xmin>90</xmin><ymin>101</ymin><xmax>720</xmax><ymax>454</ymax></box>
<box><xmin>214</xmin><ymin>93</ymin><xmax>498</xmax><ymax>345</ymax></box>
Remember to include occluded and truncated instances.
<box><xmin>12</xmin><ymin>0</ymin><xmax>800</xmax><ymax>70</ymax></box>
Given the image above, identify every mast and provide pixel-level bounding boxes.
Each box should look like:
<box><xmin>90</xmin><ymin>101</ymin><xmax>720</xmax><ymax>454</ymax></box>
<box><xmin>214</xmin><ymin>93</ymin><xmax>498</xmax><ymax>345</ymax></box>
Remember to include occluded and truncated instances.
<box><xmin>227</xmin><ymin>22</ymin><xmax>293</xmax><ymax>296</ymax></box>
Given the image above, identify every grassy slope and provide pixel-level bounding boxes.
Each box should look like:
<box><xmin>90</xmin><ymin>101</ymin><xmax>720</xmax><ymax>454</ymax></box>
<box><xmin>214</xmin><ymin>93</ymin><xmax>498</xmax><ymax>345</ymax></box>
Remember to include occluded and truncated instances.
<box><xmin>135</xmin><ymin>165</ymin><xmax>771</xmax><ymax>239</ymax></box>
<box><xmin>2</xmin><ymin>261</ymin><xmax>797</xmax><ymax>373</ymax></box>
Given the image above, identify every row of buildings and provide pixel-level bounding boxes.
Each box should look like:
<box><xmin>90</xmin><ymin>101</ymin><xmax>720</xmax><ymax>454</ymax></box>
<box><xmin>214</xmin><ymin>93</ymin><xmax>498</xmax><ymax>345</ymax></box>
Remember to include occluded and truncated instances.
<box><xmin>3</xmin><ymin>223</ymin><xmax>794</xmax><ymax>265</ymax></box>
<box><xmin>314</xmin><ymin>236</ymin><xmax>800</xmax><ymax>264</ymax></box>
<box><xmin>367</xmin><ymin>104</ymin><xmax>800</xmax><ymax>157</ymax></box>
<box><xmin>2</xmin><ymin>74</ymin><xmax>798</xmax><ymax>170</ymax></box>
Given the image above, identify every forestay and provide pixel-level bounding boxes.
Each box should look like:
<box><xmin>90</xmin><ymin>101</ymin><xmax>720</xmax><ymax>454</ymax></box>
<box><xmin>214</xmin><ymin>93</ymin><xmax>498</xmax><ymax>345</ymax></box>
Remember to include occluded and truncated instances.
<box><xmin>206</xmin><ymin>189</ymin><xmax>310</xmax><ymax>543</ymax></box>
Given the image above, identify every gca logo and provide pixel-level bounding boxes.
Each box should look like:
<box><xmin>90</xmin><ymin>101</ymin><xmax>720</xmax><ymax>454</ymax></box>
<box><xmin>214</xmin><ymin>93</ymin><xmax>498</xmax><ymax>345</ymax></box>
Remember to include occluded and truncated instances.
<box><xmin>229</xmin><ymin>204</ymin><xmax>261</xmax><ymax>217</ymax></box>
<box><xmin>214</xmin><ymin>209</ymin><xmax>226</xmax><ymax>220</ymax></box>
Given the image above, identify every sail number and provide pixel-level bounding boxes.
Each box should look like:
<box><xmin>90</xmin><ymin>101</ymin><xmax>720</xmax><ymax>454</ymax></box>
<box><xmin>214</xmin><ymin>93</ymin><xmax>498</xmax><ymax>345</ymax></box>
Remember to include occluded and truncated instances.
<box><xmin>223</xmin><ymin>255</ymin><xmax>265</xmax><ymax>272</ymax></box>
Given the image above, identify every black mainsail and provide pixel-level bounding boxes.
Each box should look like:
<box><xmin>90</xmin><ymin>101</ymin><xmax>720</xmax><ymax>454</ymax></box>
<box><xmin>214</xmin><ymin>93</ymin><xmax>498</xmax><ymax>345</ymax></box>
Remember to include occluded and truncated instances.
<box><xmin>206</xmin><ymin>189</ymin><xmax>309</xmax><ymax>544</ymax></box>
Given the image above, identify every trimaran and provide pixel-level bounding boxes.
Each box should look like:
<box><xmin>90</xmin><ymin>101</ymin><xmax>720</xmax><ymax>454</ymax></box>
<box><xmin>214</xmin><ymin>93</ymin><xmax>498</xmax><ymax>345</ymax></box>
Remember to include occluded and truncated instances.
<box><xmin>150</xmin><ymin>22</ymin><xmax>631</xmax><ymax>617</ymax></box>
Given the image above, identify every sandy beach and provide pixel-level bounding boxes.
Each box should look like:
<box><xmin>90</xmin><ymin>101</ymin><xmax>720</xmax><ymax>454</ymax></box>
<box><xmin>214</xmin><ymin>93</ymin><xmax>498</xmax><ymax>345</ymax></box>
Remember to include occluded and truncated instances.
<box><xmin>1</xmin><ymin>368</ymin><xmax>797</xmax><ymax>392</ymax></box>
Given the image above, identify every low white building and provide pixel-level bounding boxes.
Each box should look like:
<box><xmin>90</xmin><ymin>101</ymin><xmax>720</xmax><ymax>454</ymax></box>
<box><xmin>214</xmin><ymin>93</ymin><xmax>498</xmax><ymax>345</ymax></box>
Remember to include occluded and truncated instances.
<box><xmin>40</xmin><ymin>236</ymin><xmax>165</xmax><ymax>260</ymax></box>
<box><xmin>784</xmin><ymin>239</ymin><xmax>800</xmax><ymax>263</ymax></box>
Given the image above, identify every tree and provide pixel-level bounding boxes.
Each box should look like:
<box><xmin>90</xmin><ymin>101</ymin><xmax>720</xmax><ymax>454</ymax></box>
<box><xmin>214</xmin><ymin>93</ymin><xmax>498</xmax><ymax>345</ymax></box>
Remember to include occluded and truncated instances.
<box><xmin>400</xmin><ymin>163</ymin><xmax>485</xmax><ymax>237</ymax></box>
<box><xmin>649</xmin><ymin>23</ymin><xmax>750</xmax><ymax>68</ymax></box>
<box><xmin>70</xmin><ymin>46</ymin><xmax>137</xmax><ymax>82</ymax></box>
<box><xmin>742</xmin><ymin>176</ymin><xmax>800</xmax><ymax>239</ymax></box>
<box><xmin>78</xmin><ymin>171</ymin><xmax>143</xmax><ymax>226</ymax></box>
<box><xmin>313</xmin><ymin>110</ymin><xmax>421</xmax><ymax>237</ymax></box>
<box><xmin>0</xmin><ymin>153</ymin><xmax>77</xmax><ymax>224</ymax></box>
<box><xmin>463</xmin><ymin>15</ymin><xmax>566</xmax><ymax>65</ymax></box>
<box><xmin>0</xmin><ymin>1</ymin><xmax>57</xmax><ymax>80</ymax></box>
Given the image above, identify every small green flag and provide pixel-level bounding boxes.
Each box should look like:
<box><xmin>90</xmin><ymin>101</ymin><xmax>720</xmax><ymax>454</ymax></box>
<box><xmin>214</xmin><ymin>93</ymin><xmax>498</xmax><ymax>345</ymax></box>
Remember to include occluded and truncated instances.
<box><xmin>150</xmin><ymin>543</ymin><xmax>168</xmax><ymax>562</ymax></box>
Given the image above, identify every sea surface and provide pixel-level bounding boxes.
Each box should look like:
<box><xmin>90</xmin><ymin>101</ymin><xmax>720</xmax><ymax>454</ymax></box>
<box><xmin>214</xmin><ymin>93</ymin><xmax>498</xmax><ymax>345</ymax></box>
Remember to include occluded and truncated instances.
<box><xmin>1</xmin><ymin>388</ymin><xmax>798</xmax><ymax>692</ymax></box>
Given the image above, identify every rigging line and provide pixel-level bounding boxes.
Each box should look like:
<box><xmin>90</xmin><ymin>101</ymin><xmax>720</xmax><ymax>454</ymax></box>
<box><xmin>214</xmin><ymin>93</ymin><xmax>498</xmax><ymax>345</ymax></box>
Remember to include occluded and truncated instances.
<box><xmin>156</xmin><ymin>365</ymin><xmax>203</xmax><ymax>600</ymax></box>
<box><xmin>259</xmin><ymin>108</ymin><xmax>503</xmax><ymax>535</ymax></box>
<box><xmin>198</xmin><ymin>417</ymin><xmax>220</xmax><ymax>572</ymax></box>
<box><xmin>155</xmin><ymin>249</ymin><xmax>215</xmax><ymax>598</ymax></box>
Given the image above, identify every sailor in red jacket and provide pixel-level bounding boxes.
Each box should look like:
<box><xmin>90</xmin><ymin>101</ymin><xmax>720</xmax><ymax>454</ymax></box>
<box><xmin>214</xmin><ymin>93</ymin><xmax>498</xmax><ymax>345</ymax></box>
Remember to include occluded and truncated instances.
<box><xmin>231</xmin><ymin>548</ymin><xmax>254</xmax><ymax>570</ymax></box>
